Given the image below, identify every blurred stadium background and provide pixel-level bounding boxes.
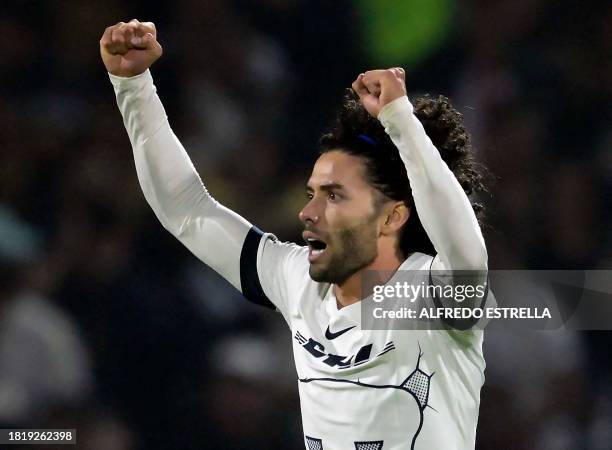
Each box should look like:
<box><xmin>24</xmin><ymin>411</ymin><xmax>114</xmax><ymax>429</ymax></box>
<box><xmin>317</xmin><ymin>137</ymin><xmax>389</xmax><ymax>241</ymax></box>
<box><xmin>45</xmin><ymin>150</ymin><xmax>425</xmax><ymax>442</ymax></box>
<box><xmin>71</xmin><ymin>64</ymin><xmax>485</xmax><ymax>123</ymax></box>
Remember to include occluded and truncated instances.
<box><xmin>1</xmin><ymin>0</ymin><xmax>611</xmax><ymax>448</ymax></box>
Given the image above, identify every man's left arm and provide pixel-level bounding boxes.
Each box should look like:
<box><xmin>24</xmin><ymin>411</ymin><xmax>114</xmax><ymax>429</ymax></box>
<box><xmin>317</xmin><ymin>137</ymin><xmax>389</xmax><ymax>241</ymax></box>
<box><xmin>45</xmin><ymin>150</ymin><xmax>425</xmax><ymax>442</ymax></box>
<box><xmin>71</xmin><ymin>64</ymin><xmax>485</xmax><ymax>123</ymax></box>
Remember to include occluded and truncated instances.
<box><xmin>354</xmin><ymin>69</ymin><xmax>488</xmax><ymax>273</ymax></box>
<box><xmin>378</xmin><ymin>96</ymin><xmax>488</xmax><ymax>272</ymax></box>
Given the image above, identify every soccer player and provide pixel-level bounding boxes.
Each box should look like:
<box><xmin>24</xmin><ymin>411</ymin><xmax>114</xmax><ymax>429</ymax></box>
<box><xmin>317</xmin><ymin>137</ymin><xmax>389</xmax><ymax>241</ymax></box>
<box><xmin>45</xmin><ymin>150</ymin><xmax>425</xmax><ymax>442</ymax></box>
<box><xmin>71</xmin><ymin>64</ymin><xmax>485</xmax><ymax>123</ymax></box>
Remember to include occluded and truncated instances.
<box><xmin>101</xmin><ymin>19</ymin><xmax>489</xmax><ymax>450</ymax></box>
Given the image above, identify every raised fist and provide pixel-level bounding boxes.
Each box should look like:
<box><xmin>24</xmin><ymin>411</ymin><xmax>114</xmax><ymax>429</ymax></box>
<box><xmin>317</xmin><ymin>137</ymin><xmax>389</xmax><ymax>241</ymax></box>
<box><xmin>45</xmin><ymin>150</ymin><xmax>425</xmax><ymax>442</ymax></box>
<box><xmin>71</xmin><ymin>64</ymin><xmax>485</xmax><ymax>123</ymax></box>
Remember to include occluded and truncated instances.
<box><xmin>351</xmin><ymin>68</ymin><xmax>407</xmax><ymax>118</ymax></box>
<box><xmin>100</xmin><ymin>19</ymin><xmax>163</xmax><ymax>77</ymax></box>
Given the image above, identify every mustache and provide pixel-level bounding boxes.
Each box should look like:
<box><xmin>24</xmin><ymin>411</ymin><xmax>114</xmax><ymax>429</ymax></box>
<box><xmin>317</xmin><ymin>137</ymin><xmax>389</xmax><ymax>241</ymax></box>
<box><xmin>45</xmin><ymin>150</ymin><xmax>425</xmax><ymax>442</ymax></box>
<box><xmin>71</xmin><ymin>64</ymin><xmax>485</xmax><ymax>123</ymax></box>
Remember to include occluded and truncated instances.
<box><xmin>303</xmin><ymin>226</ymin><xmax>329</xmax><ymax>237</ymax></box>
<box><xmin>303</xmin><ymin>223</ymin><xmax>322</xmax><ymax>232</ymax></box>
<box><xmin>302</xmin><ymin>226</ymin><xmax>330</xmax><ymax>244</ymax></box>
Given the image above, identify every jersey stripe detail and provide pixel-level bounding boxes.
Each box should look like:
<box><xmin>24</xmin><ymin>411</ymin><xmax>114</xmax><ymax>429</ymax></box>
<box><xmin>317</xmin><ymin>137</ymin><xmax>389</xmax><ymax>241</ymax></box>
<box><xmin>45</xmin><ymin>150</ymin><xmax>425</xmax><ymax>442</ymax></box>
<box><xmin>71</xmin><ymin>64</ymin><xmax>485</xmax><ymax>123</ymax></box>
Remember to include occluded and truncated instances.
<box><xmin>239</xmin><ymin>226</ymin><xmax>275</xmax><ymax>310</ymax></box>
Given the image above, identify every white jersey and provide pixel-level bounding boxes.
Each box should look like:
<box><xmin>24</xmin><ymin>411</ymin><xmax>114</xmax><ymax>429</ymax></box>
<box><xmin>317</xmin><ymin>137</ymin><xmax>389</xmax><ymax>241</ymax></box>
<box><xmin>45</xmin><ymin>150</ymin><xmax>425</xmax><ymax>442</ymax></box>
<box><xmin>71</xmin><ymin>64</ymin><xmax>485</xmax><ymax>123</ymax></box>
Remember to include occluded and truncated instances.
<box><xmin>251</xmin><ymin>233</ymin><xmax>485</xmax><ymax>450</ymax></box>
<box><xmin>109</xmin><ymin>69</ymin><xmax>488</xmax><ymax>450</ymax></box>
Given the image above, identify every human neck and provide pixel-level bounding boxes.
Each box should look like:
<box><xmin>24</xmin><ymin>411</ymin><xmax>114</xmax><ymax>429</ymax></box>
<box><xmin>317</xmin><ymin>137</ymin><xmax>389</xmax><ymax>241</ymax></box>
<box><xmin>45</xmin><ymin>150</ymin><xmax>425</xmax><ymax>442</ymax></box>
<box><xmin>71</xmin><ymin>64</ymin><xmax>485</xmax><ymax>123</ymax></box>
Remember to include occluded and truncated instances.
<box><xmin>334</xmin><ymin>249</ymin><xmax>405</xmax><ymax>309</ymax></box>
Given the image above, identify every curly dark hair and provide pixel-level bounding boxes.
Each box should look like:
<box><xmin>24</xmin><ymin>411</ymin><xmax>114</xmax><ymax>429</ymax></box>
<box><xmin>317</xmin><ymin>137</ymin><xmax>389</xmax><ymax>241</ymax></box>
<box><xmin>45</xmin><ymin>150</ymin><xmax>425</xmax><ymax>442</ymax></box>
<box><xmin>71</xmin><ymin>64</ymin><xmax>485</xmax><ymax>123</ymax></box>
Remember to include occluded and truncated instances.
<box><xmin>319</xmin><ymin>90</ymin><xmax>489</xmax><ymax>257</ymax></box>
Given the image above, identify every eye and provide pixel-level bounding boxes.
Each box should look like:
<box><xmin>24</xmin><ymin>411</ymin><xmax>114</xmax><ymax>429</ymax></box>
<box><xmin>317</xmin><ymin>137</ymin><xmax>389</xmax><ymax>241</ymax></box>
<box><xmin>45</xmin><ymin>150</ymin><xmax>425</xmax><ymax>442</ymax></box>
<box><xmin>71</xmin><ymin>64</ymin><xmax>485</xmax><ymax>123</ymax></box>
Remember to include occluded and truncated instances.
<box><xmin>306</xmin><ymin>191</ymin><xmax>313</xmax><ymax>200</ymax></box>
<box><xmin>328</xmin><ymin>192</ymin><xmax>337</xmax><ymax>201</ymax></box>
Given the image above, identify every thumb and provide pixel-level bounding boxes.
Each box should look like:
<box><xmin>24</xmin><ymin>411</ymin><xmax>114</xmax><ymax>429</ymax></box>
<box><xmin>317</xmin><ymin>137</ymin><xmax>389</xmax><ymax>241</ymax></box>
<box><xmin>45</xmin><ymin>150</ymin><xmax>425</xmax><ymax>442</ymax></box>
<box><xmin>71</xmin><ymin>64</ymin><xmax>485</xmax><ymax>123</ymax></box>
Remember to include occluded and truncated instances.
<box><xmin>130</xmin><ymin>33</ymin><xmax>153</xmax><ymax>49</ymax></box>
<box><xmin>144</xmin><ymin>33</ymin><xmax>163</xmax><ymax>57</ymax></box>
<box><xmin>130</xmin><ymin>33</ymin><xmax>163</xmax><ymax>57</ymax></box>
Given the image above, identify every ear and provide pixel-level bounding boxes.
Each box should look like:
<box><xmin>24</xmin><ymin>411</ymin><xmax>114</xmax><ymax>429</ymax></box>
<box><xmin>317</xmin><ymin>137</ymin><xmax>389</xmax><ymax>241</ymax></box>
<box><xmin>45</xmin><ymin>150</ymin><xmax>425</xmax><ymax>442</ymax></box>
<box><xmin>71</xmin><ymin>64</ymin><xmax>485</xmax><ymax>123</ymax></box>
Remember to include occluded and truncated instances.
<box><xmin>381</xmin><ymin>202</ymin><xmax>410</xmax><ymax>235</ymax></box>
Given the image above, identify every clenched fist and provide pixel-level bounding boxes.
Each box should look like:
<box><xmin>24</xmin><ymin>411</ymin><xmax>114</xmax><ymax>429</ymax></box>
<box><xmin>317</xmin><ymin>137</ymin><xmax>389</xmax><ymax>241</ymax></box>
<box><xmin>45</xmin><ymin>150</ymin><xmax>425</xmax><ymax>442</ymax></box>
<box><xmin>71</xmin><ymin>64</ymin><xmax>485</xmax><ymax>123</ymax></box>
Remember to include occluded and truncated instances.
<box><xmin>351</xmin><ymin>68</ymin><xmax>407</xmax><ymax>118</ymax></box>
<box><xmin>100</xmin><ymin>19</ymin><xmax>163</xmax><ymax>77</ymax></box>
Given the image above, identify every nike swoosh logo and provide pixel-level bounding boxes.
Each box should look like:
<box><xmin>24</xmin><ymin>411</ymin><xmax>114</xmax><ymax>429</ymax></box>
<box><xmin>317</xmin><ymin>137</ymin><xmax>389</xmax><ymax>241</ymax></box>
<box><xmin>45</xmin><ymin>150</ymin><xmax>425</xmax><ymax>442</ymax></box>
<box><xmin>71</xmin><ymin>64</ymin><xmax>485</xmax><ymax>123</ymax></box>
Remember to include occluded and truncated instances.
<box><xmin>325</xmin><ymin>325</ymin><xmax>356</xmax><ymax>340</ymax></box>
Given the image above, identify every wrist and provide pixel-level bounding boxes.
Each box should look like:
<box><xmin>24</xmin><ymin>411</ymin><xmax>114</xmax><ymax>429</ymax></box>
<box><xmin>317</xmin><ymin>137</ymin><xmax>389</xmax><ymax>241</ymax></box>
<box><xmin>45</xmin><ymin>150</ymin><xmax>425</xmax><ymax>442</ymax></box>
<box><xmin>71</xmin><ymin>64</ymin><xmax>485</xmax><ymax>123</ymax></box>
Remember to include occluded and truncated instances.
<box><xmin>108</xmin><ymin>69</ymin><xmax>152</xmax><ymax>90</ymax></box>
<box><xmin>378</xmin><ymin>96</ymin><xmax>412</xmax><ymax>121</ymax></box>
<box><xmin>108</xmin><ymin>69</ymin><xmax>150</xmax><ymax>80</ymax></box>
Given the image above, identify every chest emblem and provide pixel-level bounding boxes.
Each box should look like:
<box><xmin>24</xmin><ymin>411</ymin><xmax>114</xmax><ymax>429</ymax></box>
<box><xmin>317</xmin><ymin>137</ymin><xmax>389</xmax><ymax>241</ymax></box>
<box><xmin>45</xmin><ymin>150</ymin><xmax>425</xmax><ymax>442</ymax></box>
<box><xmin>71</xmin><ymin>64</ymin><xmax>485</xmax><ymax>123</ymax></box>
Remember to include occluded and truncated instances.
<box><xmin>324</xmin><ymin>325</ymin><xmax>356</xmax><ymax>340</ymax></box>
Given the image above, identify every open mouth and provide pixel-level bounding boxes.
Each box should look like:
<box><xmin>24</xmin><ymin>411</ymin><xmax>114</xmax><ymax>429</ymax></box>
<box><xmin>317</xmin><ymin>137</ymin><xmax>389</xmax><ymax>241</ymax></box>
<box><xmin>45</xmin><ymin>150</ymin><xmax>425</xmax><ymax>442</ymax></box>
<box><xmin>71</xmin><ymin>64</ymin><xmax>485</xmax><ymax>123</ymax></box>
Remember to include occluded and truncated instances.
<box><xmin>305</xmin><ymin>237</ymin><xmax>328</xmax><ymax>262</ymax></box>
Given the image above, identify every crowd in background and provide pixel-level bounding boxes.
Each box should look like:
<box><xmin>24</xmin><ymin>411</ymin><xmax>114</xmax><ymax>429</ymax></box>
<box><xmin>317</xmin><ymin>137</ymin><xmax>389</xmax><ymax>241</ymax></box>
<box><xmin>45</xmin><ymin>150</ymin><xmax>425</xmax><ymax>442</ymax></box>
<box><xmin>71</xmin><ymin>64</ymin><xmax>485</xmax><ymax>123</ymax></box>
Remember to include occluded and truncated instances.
<box><xmin>0</xmin><ymin>0</ymin><xmax>610</xmax><ymax>448</ymax></box>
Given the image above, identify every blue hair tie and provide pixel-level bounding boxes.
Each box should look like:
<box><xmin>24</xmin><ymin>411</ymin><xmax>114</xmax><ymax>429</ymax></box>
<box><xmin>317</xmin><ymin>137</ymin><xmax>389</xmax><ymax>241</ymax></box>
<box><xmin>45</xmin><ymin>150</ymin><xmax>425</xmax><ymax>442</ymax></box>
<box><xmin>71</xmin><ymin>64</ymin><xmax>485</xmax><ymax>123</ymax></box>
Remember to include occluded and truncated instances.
<box><xmin>357</xmin><ymin>134</ymin><xmax>378</xmax><ymax>146</ymax></box>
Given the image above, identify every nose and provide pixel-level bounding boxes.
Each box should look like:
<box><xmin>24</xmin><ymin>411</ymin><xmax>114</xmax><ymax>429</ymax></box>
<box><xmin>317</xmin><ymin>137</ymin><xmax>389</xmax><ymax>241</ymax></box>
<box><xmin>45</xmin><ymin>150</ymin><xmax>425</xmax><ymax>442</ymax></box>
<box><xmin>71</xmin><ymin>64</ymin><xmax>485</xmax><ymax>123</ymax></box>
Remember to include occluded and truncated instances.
<box><xmin>299</xmin><ymin>198</ymin><xmax>319</xmax><ymax>225</ymax></box>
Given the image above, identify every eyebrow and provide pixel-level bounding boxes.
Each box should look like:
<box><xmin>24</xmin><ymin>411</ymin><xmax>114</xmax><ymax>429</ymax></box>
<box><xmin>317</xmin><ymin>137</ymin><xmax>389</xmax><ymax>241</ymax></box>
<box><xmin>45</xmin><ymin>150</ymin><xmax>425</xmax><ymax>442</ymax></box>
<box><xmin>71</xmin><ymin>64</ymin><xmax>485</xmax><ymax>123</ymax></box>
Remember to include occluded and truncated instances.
<box><xmin>306</xmin><ymin>182</ymin><xmax>345</xmax><ymax>192</ymax></box>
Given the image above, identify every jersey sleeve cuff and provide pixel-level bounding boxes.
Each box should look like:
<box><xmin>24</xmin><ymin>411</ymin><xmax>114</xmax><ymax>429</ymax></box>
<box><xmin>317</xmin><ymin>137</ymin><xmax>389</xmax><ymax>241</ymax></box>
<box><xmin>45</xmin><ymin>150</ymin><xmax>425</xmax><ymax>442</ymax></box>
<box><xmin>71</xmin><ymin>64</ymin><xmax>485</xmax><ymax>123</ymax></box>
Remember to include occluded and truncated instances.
<box><xmin>108</xmin><ymin>69</ymin><xmax>152</xmax><ymax>90</ymax></box>
<box><xmin>377</xmin><ymin>95</ymin><xmax>413</xmax><ymax>124</ymax></box>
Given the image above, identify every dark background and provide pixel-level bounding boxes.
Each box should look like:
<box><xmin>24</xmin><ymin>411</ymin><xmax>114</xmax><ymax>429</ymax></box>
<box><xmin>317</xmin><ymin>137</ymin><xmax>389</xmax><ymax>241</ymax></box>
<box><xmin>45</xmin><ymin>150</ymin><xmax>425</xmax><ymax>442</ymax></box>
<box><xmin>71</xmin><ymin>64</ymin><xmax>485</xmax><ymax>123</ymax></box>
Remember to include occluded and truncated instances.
<box><xmin>0</xmin><ymin>0</ymin><xmax>610</xmax><ymax>449</ymax></box>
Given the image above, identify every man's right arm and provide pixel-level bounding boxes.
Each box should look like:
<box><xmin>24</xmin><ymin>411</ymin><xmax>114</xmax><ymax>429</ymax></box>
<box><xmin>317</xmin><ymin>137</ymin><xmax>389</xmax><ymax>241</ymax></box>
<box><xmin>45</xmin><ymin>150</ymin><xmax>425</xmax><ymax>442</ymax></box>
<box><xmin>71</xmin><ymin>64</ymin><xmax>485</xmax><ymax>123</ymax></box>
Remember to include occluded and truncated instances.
<box><xmin>110</xmin><ymin>68</ymin><xmax>252</xmax><ymax>292</ymax></box>
<box><xmin>100</xmin><ymin>20</ymin><xmax>303</xmax><ymax>314</ymax></box>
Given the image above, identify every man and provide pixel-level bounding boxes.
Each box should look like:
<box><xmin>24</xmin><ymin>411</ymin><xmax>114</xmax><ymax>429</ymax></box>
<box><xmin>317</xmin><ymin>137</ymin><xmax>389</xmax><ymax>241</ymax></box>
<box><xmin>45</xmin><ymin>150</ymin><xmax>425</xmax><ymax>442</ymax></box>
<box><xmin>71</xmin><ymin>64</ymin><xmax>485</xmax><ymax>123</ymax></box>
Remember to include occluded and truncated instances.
<box><xmin>100</xmin><ymin>19</ymin><xmax>488</xmax><ymax>450</ymax></box>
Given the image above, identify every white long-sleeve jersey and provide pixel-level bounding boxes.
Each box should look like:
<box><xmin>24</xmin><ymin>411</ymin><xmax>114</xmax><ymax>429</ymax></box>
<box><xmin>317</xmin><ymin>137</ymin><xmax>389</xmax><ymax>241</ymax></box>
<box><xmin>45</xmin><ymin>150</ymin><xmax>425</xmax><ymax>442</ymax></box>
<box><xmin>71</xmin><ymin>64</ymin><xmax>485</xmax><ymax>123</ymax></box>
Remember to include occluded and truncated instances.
<box><xmin>110</xmin><ymin>70</ymin><xmax>488</xmax><ymax>450</ymax></box>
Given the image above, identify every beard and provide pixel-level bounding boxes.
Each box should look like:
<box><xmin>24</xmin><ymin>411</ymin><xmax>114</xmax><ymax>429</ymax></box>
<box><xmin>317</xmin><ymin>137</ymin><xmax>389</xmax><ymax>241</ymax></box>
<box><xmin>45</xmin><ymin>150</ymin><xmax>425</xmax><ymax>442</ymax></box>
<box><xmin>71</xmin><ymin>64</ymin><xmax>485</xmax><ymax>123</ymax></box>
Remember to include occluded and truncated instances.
<box><xmin>309</xmin><ymin>218</ymin><xmax>379</xmax><ymax>285</ymax></box>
